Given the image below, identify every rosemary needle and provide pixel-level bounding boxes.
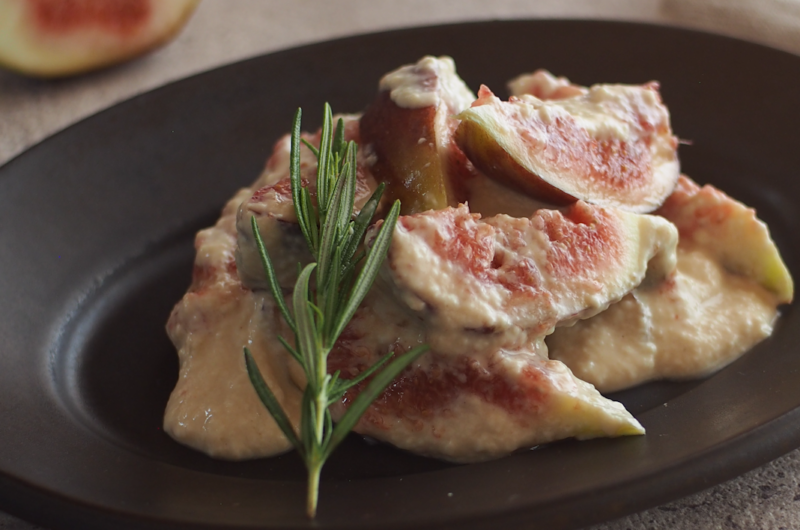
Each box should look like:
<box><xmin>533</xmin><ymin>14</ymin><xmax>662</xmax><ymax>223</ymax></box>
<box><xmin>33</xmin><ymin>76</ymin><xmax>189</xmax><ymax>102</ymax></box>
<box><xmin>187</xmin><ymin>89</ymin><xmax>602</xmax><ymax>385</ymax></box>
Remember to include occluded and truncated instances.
<box><xmin>243</xmin><ymin>105</ymin><xmax>428</xmax><ymax>518</ymax></box>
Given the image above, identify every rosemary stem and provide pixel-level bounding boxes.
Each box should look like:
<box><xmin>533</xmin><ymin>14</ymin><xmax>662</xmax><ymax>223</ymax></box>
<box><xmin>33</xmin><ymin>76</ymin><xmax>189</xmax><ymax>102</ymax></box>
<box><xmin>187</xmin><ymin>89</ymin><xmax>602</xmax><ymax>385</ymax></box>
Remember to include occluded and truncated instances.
<box><xmin>307</xmin><ymin>460</ymin><xmax>322</xmax><ymax>518</ymax></box>
<box><xmin>315</xmin><ymin>348</ymin><xmax>328</xmax><ymax>440</ymax></box>
<box><xmin>309</xmin><ymin>356</ymin><xmax>327</xmax><ymax>517</ymax></box>
<box><xmin>315</xmin><ymin>386</ymin><xmax>327</xmax><ymax>445</ymax></box>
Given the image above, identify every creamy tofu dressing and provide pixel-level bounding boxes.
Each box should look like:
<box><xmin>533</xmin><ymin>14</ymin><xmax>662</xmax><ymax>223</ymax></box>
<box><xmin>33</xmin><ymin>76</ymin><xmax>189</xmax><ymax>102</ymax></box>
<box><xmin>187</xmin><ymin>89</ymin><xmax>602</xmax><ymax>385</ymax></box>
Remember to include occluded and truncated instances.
<box><xmin>165</xmin><ymin>288</ymin><xmax>302</xmax><ymax>459</ymax></box>
<box><xmin>548</xmin><ymin>245</ymin><xmax>779</xmax><ymax>392</ymax></box>
<box><xmin>507</xmin><ymin>71</ymin><xmax>667</xmax><ymax>144</ymax></box>
<box><xmin>165</xmin><ymin>182</ymin><xmax>785</xmax><ymax>462</ymax></box>
<box><xmin>379</xmin><ymin>56</ymin><xmax>475</xmax><ymax>111</ymax></box>
<box><xmin>165</xmin><ymin>182</ymin><xmax>780</xmax><ymax>461</ymax></box>
<box><xmin>164</xmin><ymin>184</ymin><xmax>303</xmax><ymax>460</ymax></box>
<box><xmin>497</xmin><ymin>83</ymin><xmax>669</xmax><ymax>146</ymax></box>
<box><xmin>165</xmin><ymin>175</ymin><xmax>783</xmax><ymax>461</ymax></box>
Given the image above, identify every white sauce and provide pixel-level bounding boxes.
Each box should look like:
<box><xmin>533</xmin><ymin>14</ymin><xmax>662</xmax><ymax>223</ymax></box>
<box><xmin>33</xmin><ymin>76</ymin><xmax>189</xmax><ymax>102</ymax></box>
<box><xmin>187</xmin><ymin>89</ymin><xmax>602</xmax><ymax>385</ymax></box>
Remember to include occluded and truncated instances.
<box><xmin>379</xmin><ymin>56</ymin><xmax>475</xmax><ymax>111</ymax></box>
<box><xmin>510</xmin><ymin>83</ymin><xmax>667</xmax><ymax>143</ymax></box>
<box><xmin>164</xmin><ymin>185</ymin><xmax>303</xmax><ymax>460</ymax></box>
<box><xmin>548</xmin><ymin>245</ymin><xmax>779</xmax><ymax>392</ymax></box>
<box><xmin>165</xmin><ymin>288</ymin><xmax>302</xmax><ymax>459</ymax></box>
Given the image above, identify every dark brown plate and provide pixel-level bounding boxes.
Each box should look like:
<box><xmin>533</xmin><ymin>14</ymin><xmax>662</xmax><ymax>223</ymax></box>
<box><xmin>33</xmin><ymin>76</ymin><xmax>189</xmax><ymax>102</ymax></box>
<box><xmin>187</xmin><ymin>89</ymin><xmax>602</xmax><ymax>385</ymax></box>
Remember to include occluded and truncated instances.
<box><xmin>0</xmin><ymin>20</ymin><xmax>798</xmax><ymax>530</ymax></box>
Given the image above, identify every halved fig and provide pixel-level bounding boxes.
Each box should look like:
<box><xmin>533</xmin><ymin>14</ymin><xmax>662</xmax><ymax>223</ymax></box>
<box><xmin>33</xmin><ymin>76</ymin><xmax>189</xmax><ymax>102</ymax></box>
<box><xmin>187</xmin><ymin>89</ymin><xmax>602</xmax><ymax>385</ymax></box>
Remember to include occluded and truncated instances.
<box><xmin>656</xmin><ymin>175</ymin><xmax>793</xmax><ymax>303</ymax></box>
<box><xmin>0</xmin><ymin>0</ymin><xmax>199</xmax><ymax>77</ymax></box>
<box><xmin>380</xmin><ymin>202</ymin><xmax>678</xmax><ymax>355</ymax></box>
<box><xmin>360</xmin><ymin>56</ymin><xmax>476</xmax><ymax>214</ymax></box>
<box><xmin>455</xmin><ymin>84</ymin><xmax>680</xmax><ymax>213</ymax></box>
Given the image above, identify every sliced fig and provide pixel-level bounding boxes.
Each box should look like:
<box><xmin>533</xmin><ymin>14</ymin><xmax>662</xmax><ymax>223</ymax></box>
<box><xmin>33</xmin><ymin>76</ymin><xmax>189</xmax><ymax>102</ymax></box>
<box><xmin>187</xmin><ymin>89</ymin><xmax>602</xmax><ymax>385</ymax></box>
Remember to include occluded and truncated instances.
<box><xmin>380</xmin><ymin>202</ymin><xmax>678</xmax><ymax>355</ymax></box>
<box><xmin>548</xmin><ymin>174</ymin><xmax>792</xmax><ymax>392</ymax></box>
<box><xmin>360</xmin><ymin>56</ymin><xmax>476</xmax><ymax>214</ymax></box>
<box><xmin>322</xmin><ymin>199</ymin><xmax>679</xmax><ymax>461</ymax></box>
<box><xmin>327</xmin><ymin>292</ymin><xmax>642</xmax><ymax>463</ymax></box>
<box><xmin>455</xmin><ymin>84</ymin><xmax>680</xmax><ymax>213</ymax></box>
<box><xmin>656</xmin><ymin>175</ymin><xmax>793</xmax><ymax>303</ymax></box>
<box><xmin>507</xmin><ymin>69</ymin><xmax>588</xmax><ymax>100</ymax></box>
<box><xmin>0</xmin><ymin>0</ymin><xmax>199</xmax><ymax>77</ymax></box>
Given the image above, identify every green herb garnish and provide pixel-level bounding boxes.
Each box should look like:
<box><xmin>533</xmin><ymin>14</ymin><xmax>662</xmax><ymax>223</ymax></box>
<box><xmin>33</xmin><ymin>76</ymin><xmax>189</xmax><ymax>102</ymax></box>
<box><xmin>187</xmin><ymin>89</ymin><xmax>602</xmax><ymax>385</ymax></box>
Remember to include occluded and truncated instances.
<box><xmin>243</xmin><ymin>104</ymin><xmax>428</xmax><ymax>518</ymax></box>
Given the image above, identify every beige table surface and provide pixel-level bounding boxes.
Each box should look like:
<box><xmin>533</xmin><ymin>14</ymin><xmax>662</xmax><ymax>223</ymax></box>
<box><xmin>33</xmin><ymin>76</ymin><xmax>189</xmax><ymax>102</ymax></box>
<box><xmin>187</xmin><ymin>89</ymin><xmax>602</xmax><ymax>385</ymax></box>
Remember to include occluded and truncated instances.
<box><xmin>2</xmin><ymin>1</ymin><xmax>800</xmax><ymax>529</ymax></box>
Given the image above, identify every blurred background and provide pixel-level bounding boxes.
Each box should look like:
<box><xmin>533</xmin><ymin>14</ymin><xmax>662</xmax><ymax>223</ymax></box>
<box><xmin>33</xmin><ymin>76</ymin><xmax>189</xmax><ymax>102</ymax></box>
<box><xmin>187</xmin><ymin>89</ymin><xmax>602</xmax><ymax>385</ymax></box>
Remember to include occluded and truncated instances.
<box><xmin>3</xmin><ymin>0</ymin><xmax>800</xmax><ymax>167</ymax></box>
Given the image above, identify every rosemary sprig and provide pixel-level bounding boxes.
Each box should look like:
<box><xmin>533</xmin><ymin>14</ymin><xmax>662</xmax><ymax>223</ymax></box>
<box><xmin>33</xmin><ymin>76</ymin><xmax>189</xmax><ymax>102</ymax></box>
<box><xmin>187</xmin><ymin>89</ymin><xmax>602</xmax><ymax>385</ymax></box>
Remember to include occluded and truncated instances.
<box><xmin>243</xmin><ymin>105</ymin><xmax>428</xmax><ymax>518</ymax></box>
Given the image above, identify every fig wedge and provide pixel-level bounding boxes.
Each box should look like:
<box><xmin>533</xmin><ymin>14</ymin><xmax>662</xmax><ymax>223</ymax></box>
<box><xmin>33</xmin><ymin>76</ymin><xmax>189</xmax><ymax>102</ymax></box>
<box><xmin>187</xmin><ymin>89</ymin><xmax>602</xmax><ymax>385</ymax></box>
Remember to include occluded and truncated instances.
<box><xmin>656</xmin><ymin>175</ymin><xmax>793</xmax><ymax>303</ymax></box>
<box><xmin>360</xmin><ymin>56</ymin><xmax>476</xmax><ymax>214</ymax></box>
<box><xmin>455</xmin><ymin>84</ymin><xmax>680</xmax><ymax>213</ymax></box>
<box><xmin>329</xmin><ymin>329</ymin><xmax>643</xmax><ymax>463</ymax></box>
<box><xmin>0</xmin><ymin>0</ymin><xmax>199</xmax><ymax>77</ymax></box>
<box><xmin>549</xmin><ymin>175</ymin><xmax>792</xmax><ymax>392</ymax></box>
<box><xmin>380</xmin><ymin>202</ymin><xmax>678</xmax><ymax>355</ymax></box>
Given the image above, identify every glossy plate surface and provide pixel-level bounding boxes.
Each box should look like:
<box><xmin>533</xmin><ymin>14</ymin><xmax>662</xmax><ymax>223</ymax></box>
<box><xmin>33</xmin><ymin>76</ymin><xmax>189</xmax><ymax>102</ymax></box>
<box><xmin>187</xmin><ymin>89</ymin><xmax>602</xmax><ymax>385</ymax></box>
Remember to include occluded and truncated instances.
<box><xmin>0</xmin><ymin>20</ymin><xmax>798</xmax><ymax>530</ymax></box>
